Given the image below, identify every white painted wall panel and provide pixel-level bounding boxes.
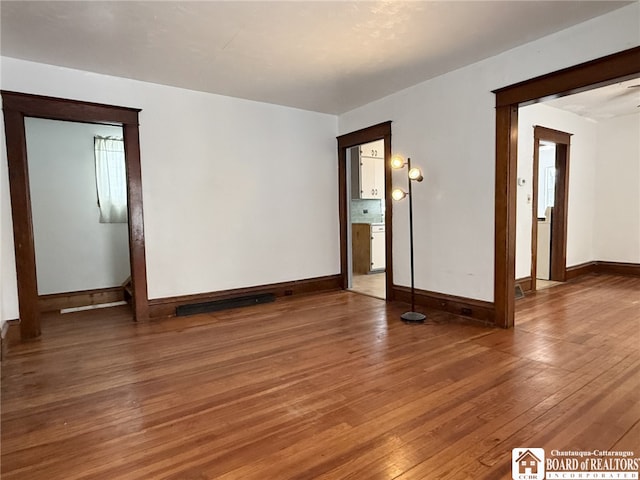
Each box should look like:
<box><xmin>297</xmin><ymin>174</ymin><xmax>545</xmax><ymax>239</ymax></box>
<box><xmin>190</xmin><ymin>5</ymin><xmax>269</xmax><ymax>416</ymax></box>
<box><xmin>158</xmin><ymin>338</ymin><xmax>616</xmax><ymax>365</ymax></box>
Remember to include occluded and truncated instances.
<box><xmin>338</xmin><ymin>4</ymin><xmax>639</xmax><ymax>301</ymax></box>
<box><xmin>594</xmin><ymin>113</ymin><xmax>640</xmax><ymax>263</ymax></box>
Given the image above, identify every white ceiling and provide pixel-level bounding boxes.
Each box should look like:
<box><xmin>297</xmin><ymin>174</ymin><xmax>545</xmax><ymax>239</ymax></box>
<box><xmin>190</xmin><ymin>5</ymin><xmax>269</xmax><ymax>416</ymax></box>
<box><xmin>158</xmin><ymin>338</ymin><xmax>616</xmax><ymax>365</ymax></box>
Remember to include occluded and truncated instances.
<box><xmin>544</xmin><ymin>78</ymin><xmax>640</xmax><ymax>121</ymax></box>
<box><xmin>0</xmin><ymin>1</ymin><xmax>631</xmax><ymax>114</ymax></box>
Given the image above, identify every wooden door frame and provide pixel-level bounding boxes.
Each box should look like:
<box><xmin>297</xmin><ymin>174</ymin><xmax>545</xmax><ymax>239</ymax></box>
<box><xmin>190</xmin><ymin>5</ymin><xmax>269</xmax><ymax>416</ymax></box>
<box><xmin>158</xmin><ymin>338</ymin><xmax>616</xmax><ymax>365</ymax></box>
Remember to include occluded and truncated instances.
<box><xmin>530</xmin><ymin>126</ymin><xmax>572</xmax><ymax>287</ymax></box>
<box><xmin>493</xmin><ymin>46</ymin><xmax>640</xmax><ymax>328</ymax></box>
<box><xmin>337</xmin><ymin>121</ymin><xmax>393</xmax><ymax>300</ymax></box>
<box><xmin>2</xmin><ymin>91</ymin><xmax>149</xmax><ymax>339</ymax></box>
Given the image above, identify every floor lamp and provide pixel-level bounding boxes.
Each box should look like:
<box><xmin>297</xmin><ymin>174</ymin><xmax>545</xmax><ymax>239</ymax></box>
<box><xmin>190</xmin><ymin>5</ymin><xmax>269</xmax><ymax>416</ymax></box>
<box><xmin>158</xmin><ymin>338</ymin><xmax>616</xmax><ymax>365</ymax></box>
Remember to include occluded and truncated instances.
<box><xmin>391</xmin><ymin>155</ymin><xmax>426</xmax><ymax>323</ymax></box>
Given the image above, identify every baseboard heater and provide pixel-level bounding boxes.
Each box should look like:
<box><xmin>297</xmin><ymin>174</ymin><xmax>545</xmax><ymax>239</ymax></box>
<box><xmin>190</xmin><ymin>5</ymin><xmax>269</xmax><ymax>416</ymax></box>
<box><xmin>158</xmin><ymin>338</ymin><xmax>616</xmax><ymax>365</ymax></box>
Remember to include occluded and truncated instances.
<box><xmin>175</xmin><ymin>293</ymin><xmax>276</xmax><ymax>317</ymax></box>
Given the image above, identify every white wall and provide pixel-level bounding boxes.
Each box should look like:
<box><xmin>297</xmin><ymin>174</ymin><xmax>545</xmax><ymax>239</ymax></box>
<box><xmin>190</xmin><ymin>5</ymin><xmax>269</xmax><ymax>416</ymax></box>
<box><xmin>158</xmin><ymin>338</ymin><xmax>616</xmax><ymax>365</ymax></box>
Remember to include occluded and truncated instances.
<box><xmin>595</xmin><ymin>113</ymin><xmax>640</xmax><ymax>263</ymax></box>
<box><xmin>25</xmin><ymin>118</ymin><xmax>130</xmax><ymax>295</ymax></box>
<box><xmin>1</xmin><ymin>59</ymin><xmax>339</xmax><ymax>320</ymax></box>
<box><xmin>515</xmin><ymin>103</ymin><xmax>599</xmax><ymax>278</ymax></box>
<box><xmin>2</xmin><ymin>4</ymin><xmax>638</xmax><ymax>323</ymax></box>
<box><xmin>338</xmin><ymin>4</ymin><xmax>639</xmax><ymax>301</ymax></box>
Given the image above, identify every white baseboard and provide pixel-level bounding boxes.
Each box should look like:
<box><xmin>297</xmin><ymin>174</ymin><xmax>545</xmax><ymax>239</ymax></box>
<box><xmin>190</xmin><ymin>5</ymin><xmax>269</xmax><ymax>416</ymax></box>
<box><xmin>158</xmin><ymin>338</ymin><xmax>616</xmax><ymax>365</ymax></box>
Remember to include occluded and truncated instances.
<box><xmin>60</xmin><ymin>301</ymin><xmax>127</xmax><ymax>314</ymax></box>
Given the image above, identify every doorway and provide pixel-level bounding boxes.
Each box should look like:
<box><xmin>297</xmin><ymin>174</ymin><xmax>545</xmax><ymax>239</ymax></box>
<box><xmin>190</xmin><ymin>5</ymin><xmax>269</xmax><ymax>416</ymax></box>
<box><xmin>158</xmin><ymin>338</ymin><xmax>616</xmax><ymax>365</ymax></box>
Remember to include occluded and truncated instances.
<box><xmin>337</xmin><ymin>121</ymin><xmax>394</xmax><ymax>301</ymax></box>
<box><xmin>2</xmin><ymin>91</ymin><xmax>149</xmax><ymax>339</ymax></box>
<box><xmin>530</xmin><ymin>126</ymin><xmax>571</xmax><ymax>290</ymax></box>
<box><xmin>25</xmin><ymin>117</ymin><xmax>131</xmax><ymax>304</ymax></box>
<box><xmin>493</xmin><ymin>46</ymin><xmax>640</xmax><ymax>328</ymax></box>
<box><xmin>348</xmin><ymin>140</ymin><xmax>386</xmax><ymax>299</ymax></box>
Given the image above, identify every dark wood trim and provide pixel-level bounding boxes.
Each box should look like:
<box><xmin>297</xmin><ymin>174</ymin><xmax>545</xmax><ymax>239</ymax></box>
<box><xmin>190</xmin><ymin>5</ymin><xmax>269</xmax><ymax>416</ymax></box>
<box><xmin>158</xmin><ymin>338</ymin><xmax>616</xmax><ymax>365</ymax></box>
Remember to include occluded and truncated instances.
<box><xmin>3</xmin><ymin>108</ymin><xmax>40</xmax><ymax>338</ymax></box>
<box><xmin>1</xmin><ymin>91</ymin><xmax>140</xmax><ymax>124</ymax></box>
<box><xmin>566</xmin><ymin>261</ymin><xmax>597</xmax><ymax>280</ymax></box>
<box><xmin>515</xmin><ymin>276</ymin><xmax>532</xmax><ymax>293</ymax></box>
<box><xmin>148</xmin><ymin>274</ymin><xmax>342</xmax><ymax>319</ymax></box>
<box><xmin>1</xmin><ymin>91</ymin><xmax>149</xmax><ymax>339</ymax></box>
<box><xmin>530</xmin><ymin>127</ymin><xmax>540</xmax><ymax>289</ymax></box>
<box><xmin>493</xmin><ymin>46</ymin><xmax>640</xmax><ymax>328</ymax></box>
<box><xmin>383</xmin><ymin>129</ymin><xmax>393</xmax><ymax>300</ymax></box>
<box><xmin>337</xmin><ymin>121</ymin><xmax>393</xmax><ymax>301</ymax></box>
<box><xmin>494</xmin><ymin>47</ymin><xmax>640</xmax><ymax>107</ymax></box>
<box><xmin>565</xmin><ymin>261</ymin><xmax>640</xmax><ymax>281</ymax></box>
<box><xmin>596</xmin><ymin>261</ymin><xmax>640</xmax><ymax>277</ymax></box>
<box><xmin>123</xmin><ymin>123</ymin><xmax>149</xmax><ymax>321</ymax></box>
<box><xmin>533</xmin><ymin>126</ymin><xmax>572</xmax><ymax>283</ymax></box>
<box><xmin>392</xmin><ymin>285</ymin><xmax>495</xmax><ymax>324</ymax></box>
<box><xmin>551</xmin><ymin>142</ymin><xmax>570</xmax><ymax>281</ymax></box>
<box><xmin>494</xmin><ymin>105</ymin><xmax>518</xmax><ymax>328</ymax></box>
<box><xmin>39</xmin><ymin>287</ymin><xmax>125</xmax><ymax>313</ymax></box>
<box><xmin>533</xmin><ymin>126</ymin><xmax>573</xmax><ymax>144</ymax></box>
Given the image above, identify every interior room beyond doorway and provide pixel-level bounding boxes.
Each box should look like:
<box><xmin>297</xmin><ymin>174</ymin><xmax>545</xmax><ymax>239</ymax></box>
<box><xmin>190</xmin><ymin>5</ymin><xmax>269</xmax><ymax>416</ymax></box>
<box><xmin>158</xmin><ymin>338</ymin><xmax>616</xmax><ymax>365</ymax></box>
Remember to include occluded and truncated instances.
<box><xmin>25</xmin><ymin>118</ymin><xmax>131</xmax><ymax>301</ymax></box>
<box><xmin>348</xmin><ymin>139</ymin><xmax>386</xmax><ymax>299</ymax></box>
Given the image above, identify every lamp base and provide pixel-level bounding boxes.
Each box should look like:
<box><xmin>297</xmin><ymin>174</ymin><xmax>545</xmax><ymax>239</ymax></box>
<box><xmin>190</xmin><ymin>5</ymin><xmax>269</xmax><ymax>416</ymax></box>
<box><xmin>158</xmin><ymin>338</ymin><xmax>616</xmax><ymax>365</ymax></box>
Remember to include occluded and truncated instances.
<box><xmin>401</xmin><ymin>311</ymin><xmax>426</xmax><ymax>323</ymax></box>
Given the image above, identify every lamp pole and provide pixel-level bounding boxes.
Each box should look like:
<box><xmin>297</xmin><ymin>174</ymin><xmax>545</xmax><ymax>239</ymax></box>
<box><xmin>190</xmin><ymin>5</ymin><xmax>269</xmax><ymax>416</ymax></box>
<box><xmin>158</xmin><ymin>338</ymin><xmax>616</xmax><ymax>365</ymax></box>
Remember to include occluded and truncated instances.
<box><xmin>407</xmin><ymin>157</ymin><xmax>416</xmax><ymax>314</ymax></box>
<box><xmin>401</xmin><ymin>157</ymin><xmax>426</xmax><ymax>323</ymax></box>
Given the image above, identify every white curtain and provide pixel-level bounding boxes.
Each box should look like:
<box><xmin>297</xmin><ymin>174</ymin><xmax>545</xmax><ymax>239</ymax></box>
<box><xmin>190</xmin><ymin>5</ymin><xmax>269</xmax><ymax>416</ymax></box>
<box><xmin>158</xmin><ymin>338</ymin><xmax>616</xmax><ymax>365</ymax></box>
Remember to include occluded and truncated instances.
<box><xmin>94</xmin><ymin>136</ymin><xmax>127</xmax><ymax>223</ymax></box>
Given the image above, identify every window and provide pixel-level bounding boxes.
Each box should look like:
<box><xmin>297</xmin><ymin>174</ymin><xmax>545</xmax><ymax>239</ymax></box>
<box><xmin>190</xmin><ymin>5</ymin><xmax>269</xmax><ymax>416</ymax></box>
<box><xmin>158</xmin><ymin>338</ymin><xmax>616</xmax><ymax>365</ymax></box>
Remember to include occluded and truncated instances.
<box><xmin>94</xmin><ymin>136</ymin><xmax>127</xmax><ymax>223</ymax></box>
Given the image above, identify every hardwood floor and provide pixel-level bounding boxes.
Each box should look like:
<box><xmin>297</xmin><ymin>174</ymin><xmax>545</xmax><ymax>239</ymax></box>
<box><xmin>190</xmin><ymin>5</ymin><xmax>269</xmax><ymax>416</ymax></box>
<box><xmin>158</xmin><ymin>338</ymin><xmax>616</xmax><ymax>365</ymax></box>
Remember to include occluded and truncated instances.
<box><xmin>1</xmin><ymin>274</ymin><xmax>638</xmax><ymax>479</ymax></box>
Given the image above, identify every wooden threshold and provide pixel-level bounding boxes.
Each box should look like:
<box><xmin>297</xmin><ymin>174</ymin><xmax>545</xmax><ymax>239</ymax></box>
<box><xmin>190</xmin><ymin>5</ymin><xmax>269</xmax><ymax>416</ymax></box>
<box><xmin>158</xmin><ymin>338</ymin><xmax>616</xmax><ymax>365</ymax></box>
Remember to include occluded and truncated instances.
<box><xmin>1</xmin><ymin>274</ymin><xmax>638</xmax><ymax>478</ymax></box>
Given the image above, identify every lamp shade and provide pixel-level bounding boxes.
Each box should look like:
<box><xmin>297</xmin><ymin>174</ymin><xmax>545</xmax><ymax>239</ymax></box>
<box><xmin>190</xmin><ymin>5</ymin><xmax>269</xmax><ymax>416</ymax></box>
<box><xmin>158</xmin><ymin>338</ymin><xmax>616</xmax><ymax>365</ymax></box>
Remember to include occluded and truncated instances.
<box><xmin>391</xmin><ymin>188</ymin><xmax>407</xmax><ymax>201</ymax></box>
<box><xmin>408</xmin><ymin>167</ymin><xmax>424</xmax><ymax>182</ymax></box>
<box><xmin>390</xmin><ymin>155</ymin><xmax>405</xmax><ymax>169</ymax></box>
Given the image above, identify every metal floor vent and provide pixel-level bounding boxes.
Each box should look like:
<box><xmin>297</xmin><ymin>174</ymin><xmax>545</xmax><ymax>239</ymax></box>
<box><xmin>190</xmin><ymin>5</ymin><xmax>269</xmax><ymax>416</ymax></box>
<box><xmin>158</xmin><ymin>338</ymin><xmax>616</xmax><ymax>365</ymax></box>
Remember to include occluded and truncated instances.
<box><xmin>176</xmin><ymin>293</ymin><xmax>276</xmax><ymax>317</ymax></box>
<box><xmin>515</xmin><ymin>284</ymin><xmax>525</xmax><ymax>299</ymax></box>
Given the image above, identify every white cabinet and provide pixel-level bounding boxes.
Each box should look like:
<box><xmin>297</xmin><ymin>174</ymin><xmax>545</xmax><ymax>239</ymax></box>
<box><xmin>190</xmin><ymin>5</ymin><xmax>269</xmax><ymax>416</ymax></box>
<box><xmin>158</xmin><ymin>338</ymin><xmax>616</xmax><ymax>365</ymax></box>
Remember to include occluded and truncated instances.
<box><xmin>360</xmin><ymin>140</ymin><xmax>383</xmax><ymax>159</ymax></box>
<box><xmin>370</xmin><ymin>225</ymin><xmax>386</xmax><ymax>271</ymax></box>
<box><xmin>351</xmin><ymin>140</ymin><xmax>384</xmax><ymax>200</ymax></box>
<box><xmin>359</xmin><ymin>156</ymin><xmax>384</xmax><ymax>199</ymax></box>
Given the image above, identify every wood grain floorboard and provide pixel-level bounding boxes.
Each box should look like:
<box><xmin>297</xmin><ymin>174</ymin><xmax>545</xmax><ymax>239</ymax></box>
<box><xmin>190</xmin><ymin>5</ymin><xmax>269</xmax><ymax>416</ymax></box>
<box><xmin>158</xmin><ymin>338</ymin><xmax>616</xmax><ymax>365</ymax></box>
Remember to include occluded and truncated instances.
<box><xmin>1</xmin><ymin>274</ymin><xmax>638</xmax><ymax>479</ymax></box>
